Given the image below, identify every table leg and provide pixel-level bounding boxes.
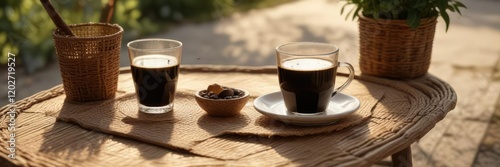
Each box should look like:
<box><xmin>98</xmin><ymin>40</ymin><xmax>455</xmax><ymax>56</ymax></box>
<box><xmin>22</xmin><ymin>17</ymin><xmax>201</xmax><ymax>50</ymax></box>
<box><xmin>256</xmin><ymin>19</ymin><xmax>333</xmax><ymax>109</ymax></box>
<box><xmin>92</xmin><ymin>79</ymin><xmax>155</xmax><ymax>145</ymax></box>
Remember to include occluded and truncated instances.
<box><xmin>391</xmin><ymin>147</ymin><xmax>412</xmax><ymax>167</ymax></box>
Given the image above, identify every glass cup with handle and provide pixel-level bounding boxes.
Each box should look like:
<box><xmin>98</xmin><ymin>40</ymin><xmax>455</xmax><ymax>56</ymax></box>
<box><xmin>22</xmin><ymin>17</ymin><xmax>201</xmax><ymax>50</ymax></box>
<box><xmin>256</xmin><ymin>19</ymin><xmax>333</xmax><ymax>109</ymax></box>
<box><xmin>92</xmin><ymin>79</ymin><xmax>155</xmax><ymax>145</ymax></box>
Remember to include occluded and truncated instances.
<box><xmin>276</xmin><ymin>42</ymin><xmax>355</xmax><ymax>114</ymax></box>
<box><xmin>127</xmin><ymin>39</ymin><xmax>182</xmax><ymax>114</ymax></box>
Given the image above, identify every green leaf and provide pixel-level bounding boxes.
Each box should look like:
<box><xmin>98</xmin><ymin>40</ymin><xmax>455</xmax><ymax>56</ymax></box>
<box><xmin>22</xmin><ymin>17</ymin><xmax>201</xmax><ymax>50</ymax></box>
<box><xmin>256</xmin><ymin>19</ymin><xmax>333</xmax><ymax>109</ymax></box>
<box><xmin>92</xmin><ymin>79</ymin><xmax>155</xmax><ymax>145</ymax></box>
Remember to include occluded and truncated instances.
<box><xmin>341</xmin><ymin>4</ymin><xmax>346</xmax><ymax>15</ymax></box>
<box><xmin>340</xmin><ymin>3</ymin><xmax>351</xmax><ymax>15</ymax></box>
<box><xmin>412</xmin><ymin>0</ymin><xmax>424</xmax><ymax>8</ymax></box>
<box><xmin>452</xmin><ymin>1</ymin><xmax>467</xmax><ymax>15</ymax></box>
<box><xmin>345</xmin><ymin>7</ymin><xmax>354</xmax><ymax>21</ymax></box>
<box><xmin>437</xmin><ymin>0</ymin><xmax>450</xmax><ymax>31</ymax></box>
<box><xmin>453</xmin><ymin>4</ymin><xmax>462</xmax><ymax>15</ymax></box>
<box><xmin>447</xmin><ymin>5</ymin><xmax>455</xmax><ymax>12</ymax></box>
<box><xmin>352</xmin><ymin>6</ymin><xmax>362</xmax><ymax>21</ymax></box>
<box><xmin>373</xmin><ymin>9</ymin><xmax>379</xmax><ymax>20</ymax></box>
<box><xmin>380</xmin><ymin>1</ymin><xmax>393</xmax><ymax>11</ymax></box>
<box><xmin>454</xmin><ymin>1</ymin><xmax>467</xmax><ymax>8</ymax></box>
<box><xmin>407</xmin><ymin>10</ymin><xmax>420</xmax><ymax>29</ymax></box>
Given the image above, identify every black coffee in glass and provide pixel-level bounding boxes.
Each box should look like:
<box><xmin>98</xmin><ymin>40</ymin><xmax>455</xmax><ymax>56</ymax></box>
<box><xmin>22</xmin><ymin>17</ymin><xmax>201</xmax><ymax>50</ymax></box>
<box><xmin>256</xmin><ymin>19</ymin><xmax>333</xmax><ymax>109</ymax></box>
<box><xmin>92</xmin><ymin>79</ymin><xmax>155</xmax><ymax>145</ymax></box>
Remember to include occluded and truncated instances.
<box><xmin>131</xmin><ymin>54</ymin><xmax>179</xmax><ymax>107</ymax></box>
<box><xmin>278</xmin><ymin>58</ymin><xmax>336</xmax><ymax>113</ymax></box>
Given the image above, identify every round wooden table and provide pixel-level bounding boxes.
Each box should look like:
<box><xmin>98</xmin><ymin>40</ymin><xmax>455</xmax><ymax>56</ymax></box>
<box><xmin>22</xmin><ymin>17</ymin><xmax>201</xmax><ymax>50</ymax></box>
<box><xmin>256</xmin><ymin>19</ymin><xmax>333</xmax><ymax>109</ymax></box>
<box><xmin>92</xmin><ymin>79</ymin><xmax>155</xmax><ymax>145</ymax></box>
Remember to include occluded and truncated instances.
<box><xmin>0</xmin><ymin>66</ymin><xmax>457</xmax><ymax>167</ymax></box>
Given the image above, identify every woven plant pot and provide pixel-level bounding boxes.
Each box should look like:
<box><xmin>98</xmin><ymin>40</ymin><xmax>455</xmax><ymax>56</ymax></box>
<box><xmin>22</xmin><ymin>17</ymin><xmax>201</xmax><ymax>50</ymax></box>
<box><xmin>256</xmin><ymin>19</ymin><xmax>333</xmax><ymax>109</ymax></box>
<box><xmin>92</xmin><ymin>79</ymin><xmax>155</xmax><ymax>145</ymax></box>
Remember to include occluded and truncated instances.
<box><xmin>52</xmin><ymin>23</ymin><xmax>123</xmax><ymax>102</ymax></box>
<box><xmin>358</xmin><ymin>16</ymin><xmax>437</xmax><ymax>79</ymax></box>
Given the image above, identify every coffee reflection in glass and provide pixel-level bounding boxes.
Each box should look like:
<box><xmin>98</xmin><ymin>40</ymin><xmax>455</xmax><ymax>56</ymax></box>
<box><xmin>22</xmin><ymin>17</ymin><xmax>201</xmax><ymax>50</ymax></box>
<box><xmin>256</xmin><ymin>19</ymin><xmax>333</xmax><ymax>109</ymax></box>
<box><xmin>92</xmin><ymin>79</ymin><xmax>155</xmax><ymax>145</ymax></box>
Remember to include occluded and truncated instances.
<box><xmin>276</xmin><ymin>42</ymin><xmax>354</xmax><ymax>114</ymax></box>
<box><xmin>127</xmin><ymin>39</ymin><xmax>182</xmax><ymax>114</ymax></box>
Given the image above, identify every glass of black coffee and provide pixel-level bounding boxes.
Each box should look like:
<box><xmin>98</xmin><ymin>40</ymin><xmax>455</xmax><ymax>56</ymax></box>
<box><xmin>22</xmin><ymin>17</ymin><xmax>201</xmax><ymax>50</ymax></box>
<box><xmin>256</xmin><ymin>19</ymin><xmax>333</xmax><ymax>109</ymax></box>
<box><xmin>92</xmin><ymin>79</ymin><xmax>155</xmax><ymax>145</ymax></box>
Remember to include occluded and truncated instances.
<box><xmin>127</xmin><ymin>39</ymin><xmax>182</xmax><ymax>114</ymax></box>
<box><xmin>276</xmin><ymin>42</ymin><xmax>354</xmax><ymax>114</ymax></box>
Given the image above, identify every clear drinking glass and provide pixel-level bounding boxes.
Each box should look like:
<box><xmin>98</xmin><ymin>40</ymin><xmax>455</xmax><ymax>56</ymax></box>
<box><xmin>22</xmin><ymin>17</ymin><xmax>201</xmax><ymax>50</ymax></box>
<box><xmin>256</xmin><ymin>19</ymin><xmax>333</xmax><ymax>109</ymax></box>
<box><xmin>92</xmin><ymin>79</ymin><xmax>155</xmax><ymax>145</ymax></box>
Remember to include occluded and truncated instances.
<box><xmin>127</xmin><ymin>39</ymin><xmax>182</xmax><ymax>114</ymax></box>
<box><xmin>276</xmin><ymin>42</ymin><xmax>355</xmax><ymax>114</ymax></box>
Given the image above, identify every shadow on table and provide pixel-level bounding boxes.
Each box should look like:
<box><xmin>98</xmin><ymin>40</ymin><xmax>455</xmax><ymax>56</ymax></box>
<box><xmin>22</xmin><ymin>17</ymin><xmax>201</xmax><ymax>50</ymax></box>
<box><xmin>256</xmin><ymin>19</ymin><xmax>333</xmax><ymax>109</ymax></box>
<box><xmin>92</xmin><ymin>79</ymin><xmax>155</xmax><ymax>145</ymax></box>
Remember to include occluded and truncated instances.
<box><xmin>38</xmin><ymin>94</ymin><xmax>173</xmax><ymax>160</ymax></box>
<box><xmin>197</xmin><ymin>114</ymin><xmax>250</xmax><ymax>135</ymax></box>
<box><xmin>273</xmin><ymin>121</ymin><xmax>372</xmax><ymax>166</ymax></box>
<box><xmin>357</xmin><ymin>73</ymin><xmax>428</xmax><ymax>125</ymax></box>
<box><xmin>109</xmin><ymin>93</ymin><xmax>174</xmax><ymax>160</ymax></box>
<box><xmin>39</xmin><ymin>98</ymin><xmax>116</xmax><ymax>160</ymax></box>
<box><xmin>123</xmin><ymin>110</ymin><xmax>173</xmax><ymax>160</ymax></box>
<box><xmin>212</xmin><ymin>119</ymin><xmax>370</xmax><ymax>166</ymax></box>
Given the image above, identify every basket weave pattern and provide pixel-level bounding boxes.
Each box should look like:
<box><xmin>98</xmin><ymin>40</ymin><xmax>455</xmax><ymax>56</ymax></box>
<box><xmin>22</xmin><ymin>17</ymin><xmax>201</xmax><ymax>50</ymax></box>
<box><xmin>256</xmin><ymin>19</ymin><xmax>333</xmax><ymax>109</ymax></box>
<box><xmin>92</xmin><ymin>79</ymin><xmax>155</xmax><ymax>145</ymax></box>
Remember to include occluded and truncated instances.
<box><xmin>359</xmin><ymin>16</ymin><xmax>437</xmax><ymax>79</ymax></box>
<box><xmin>52</xmin><ymin>23</ymin><xmax>123</xmax><ymax>102</ymax></box>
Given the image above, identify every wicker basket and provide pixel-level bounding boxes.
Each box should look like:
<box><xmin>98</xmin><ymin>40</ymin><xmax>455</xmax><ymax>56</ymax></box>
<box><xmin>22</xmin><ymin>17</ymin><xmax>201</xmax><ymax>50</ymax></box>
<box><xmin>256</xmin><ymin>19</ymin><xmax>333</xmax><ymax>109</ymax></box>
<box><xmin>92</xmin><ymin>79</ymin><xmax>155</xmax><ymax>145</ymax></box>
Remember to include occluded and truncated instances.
<box><xmin>52</xmin><ymin>23</ymin><xmax>123</xmax><ymax>102</ymax></box>
<box><xmin>358</xmin><ymin>16</ymin><xmax>437</xmax><ymax>79</ymax></box>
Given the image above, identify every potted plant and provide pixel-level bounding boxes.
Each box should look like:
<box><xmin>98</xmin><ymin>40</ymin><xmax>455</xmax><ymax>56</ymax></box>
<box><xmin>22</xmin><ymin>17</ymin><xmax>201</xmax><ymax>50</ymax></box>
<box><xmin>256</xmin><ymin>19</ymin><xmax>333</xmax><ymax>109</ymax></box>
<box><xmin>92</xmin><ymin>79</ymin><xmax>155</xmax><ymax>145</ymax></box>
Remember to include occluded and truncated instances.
<box><xmin>341</xmin><ymin>0</ymin><xmax>466</xmax><ymax>79</ymax></box>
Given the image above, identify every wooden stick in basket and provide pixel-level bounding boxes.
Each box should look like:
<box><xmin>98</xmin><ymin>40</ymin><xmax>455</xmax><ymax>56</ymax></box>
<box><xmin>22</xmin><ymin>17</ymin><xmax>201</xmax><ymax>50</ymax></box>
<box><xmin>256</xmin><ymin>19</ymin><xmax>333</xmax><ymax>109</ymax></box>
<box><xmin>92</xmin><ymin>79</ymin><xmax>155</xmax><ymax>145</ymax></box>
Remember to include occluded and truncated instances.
<box><xmin>40</xmin><ymin>0</ymin><xmax>75</xmax><ymax>37</ymax></box>
<box><xmin>100</xmin><ymin>0</ymin><xmax>117</xmax><ymax>23</ymax></box>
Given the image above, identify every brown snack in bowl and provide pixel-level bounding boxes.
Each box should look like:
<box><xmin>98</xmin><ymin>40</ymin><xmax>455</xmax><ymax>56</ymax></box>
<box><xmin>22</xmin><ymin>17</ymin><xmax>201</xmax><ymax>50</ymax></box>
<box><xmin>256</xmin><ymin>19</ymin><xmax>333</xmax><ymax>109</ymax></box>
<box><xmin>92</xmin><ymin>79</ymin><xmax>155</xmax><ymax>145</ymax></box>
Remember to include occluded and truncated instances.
<box><xmin>200</xmin><ymin>84</ymin><xmax>244</xmax><ymax>100</ymax></box>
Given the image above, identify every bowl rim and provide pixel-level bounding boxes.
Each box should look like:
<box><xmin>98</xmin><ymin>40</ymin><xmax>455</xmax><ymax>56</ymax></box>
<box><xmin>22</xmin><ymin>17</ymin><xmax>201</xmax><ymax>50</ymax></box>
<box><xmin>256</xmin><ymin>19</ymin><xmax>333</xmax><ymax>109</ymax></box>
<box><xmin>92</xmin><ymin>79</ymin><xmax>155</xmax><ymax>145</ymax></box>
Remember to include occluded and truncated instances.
<box><xmin>195</xmin><ymin>89</ymin><xmax>249</xmax><ymax>102</ymax></box>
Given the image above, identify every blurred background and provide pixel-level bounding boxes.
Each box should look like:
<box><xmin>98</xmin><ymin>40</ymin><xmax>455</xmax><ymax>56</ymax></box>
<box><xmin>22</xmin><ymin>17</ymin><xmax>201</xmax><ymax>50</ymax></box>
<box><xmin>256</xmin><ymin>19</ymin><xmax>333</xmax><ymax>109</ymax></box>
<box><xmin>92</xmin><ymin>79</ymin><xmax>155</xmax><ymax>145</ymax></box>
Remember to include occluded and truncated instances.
<box><xmin>1</xmin><ymin>0</ymin><xmax>500</xmax><ymax>166</ymax></box>
<box><xmin>0</xmin><ymin>0</ymin><xmax>296</xmax><ymax>70</ymax></box>
<box><xmin>0</xmin><ymin>0</ymin><xmax>293</xmax><ymax>103</ymax></box>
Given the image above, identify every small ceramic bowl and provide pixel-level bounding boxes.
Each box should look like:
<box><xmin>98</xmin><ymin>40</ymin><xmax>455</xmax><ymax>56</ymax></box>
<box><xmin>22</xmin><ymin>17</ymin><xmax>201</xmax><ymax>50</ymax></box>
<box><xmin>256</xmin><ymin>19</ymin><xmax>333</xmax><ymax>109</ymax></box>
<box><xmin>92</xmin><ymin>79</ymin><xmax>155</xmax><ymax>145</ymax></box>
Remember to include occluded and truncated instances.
<box><xmin>194</xmin><ymin>89</ymin><xmax>250</xmax><ymax>117</ymax></box>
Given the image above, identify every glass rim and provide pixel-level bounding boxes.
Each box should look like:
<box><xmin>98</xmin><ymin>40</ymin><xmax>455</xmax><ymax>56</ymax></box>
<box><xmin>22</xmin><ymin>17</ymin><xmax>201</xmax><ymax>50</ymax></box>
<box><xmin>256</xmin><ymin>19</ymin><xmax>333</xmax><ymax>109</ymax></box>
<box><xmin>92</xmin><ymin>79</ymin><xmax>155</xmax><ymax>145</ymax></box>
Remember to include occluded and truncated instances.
<box><xmin>276</xmin><ymin>42</ymin><xmax>339</xmax><ymax>56</ymax></box>
<box><xmin>127</xmin><ymin>38</ymin><xmax>182</xmax><ymax>52</ymax></box>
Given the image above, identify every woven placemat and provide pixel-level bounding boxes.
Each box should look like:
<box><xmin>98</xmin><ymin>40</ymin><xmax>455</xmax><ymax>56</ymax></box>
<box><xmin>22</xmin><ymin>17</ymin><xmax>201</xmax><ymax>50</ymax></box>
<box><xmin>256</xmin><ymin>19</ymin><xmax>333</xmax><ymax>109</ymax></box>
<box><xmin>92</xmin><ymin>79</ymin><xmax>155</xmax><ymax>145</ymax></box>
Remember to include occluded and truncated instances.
<box><xmin>23</xmin><ymin>71</ymin><xmax>384</xmax><ymax>152</ymax></box>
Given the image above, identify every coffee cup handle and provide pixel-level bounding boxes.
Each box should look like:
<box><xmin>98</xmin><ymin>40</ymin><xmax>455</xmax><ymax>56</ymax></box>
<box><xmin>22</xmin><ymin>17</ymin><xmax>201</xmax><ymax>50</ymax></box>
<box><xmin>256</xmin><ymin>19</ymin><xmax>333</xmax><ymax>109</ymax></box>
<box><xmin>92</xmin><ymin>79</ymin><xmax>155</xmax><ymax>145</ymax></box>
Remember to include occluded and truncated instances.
<box><xmin>332</xmin><ymin>62</ymin><xmax>355</xmax><ymax>97</ymax></box>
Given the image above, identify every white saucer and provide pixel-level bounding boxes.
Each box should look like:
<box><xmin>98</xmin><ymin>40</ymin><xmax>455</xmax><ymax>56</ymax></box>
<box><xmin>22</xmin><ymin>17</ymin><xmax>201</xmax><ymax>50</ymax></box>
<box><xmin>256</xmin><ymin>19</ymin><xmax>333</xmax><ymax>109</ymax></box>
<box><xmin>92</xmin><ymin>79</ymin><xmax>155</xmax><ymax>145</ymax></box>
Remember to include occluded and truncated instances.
<box><xmin>253</xmin><ymin>92</ymin><xmax>360</xmax><ymax>126</ymax></box>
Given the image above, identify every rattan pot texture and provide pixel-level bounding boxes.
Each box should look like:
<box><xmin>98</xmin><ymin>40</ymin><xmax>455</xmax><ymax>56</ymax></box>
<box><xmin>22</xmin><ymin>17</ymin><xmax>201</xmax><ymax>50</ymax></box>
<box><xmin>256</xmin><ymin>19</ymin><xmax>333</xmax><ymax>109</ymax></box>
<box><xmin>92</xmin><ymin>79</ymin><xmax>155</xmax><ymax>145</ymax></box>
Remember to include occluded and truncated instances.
<box><xmin>52</xmin><ymin>23</ymin><xmax>123</xmax><ymax>102</ymax></box>
<box><xmin>358</xmin><ymin>16</ymin><xmax>437</xmax><ymax>79</ymax></box>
